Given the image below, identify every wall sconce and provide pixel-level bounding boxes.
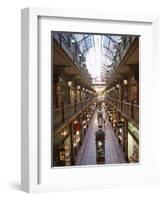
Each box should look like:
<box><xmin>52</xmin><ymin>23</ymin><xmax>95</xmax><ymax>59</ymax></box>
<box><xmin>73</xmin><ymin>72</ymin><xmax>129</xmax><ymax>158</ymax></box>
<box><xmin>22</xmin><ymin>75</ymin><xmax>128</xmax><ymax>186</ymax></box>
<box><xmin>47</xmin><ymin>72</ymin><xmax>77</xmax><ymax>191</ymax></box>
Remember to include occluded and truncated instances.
<box><xmin>123</xmin><ymin>79</ymin><xmax>128</xmax><ymax>85</ymax></box>
<box><xmin>116</xmin><ymin>84</ymin><xmax>120</xmax><ymax>88</ymax></box>
<box><xmin>82</xmin><ymin>88</ymin><xmax>85</xmax><ymax>91</ymax></box>
<box><xmin>61</xmin><ymin>131</ymin><xmax>68</xmax><ymax>137</ymax></box>
<box><xmin>83</xmin><ymin>120</ymin><xmax>86</xmax><ymax>124</ymax></box>
<box><xmin>77</xmin><ymin>85</ymin><xmax>81</xmax><ymax>90</ymax></box>
<box><xmin>71</xmin><ymin>38</ymin><xmax>75</xmax><ymax>44</ymax></box>
<box><xmin>67</xmin><ymin>81</ymin><xmax>73</xmax><ymax>87</ymax></box>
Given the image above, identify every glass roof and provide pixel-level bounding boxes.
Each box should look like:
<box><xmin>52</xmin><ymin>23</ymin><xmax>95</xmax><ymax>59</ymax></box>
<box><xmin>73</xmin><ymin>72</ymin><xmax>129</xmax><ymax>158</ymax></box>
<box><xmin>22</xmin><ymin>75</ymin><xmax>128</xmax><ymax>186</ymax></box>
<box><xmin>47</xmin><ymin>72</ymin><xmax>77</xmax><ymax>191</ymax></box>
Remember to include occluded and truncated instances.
<box><xmin>72</xmin><ymin>34</ymin><xmax>93</xmax><ymax>55</ymax></box>
<box><xmin>72</xmin><ymin>34</ymin><xmax>122</xmax><ymax>82</ymax></box>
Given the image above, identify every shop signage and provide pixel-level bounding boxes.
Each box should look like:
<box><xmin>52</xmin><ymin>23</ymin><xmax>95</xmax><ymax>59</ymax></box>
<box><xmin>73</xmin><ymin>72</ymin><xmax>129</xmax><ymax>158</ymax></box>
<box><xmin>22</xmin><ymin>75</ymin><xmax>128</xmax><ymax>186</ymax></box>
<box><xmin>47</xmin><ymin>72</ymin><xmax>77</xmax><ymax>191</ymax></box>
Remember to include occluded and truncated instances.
<box><xmin>116</xmin><ymin>121</ymin><xmax>124</xmax><ymax>128</ymax></box>
<box><xmin>73</xmin><ymin>123</ymin><xmax>82</xmax><ymax>131</ymax></box>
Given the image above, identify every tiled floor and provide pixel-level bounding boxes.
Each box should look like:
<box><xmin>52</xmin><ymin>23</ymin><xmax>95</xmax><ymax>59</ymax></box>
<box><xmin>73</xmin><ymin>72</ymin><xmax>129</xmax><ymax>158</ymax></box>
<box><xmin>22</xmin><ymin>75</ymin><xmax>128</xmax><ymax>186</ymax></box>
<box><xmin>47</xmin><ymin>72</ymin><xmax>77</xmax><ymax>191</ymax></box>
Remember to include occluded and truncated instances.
<box><xmin>75</xmin><ymin>106</ymin><xmax>126</xmax><ymax>165</ymax></box>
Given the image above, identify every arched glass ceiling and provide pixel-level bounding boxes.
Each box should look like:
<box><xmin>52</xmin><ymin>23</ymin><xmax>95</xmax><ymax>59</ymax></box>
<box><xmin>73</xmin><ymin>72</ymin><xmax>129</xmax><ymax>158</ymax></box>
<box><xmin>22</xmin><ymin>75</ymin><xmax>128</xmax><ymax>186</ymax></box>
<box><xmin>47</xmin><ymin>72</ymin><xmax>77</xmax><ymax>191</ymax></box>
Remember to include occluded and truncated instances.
<box><xmin>102</xmin><ymin>35</ymin><xmax>122</xmax><ymax>65</ymax></box>
<box><xmin>72</xmin><ymin>34</ymin><xmax>122</xmax><ymax>82</ymax></box>
<box><xmin>72</xmin><ymin>34</ymin><xmax>94</xmax><ymax>56</ymax></box>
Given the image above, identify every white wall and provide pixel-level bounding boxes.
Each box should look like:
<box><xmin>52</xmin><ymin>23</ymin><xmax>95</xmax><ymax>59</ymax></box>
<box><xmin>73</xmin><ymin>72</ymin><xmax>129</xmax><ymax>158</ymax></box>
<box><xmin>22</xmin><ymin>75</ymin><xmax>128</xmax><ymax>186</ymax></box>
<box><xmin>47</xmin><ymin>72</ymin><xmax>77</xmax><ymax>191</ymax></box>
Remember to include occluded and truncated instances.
<box><xmin>0</xmin><ymin>0</ymin><xmax>162</xmax><ymax>199</ymax></box>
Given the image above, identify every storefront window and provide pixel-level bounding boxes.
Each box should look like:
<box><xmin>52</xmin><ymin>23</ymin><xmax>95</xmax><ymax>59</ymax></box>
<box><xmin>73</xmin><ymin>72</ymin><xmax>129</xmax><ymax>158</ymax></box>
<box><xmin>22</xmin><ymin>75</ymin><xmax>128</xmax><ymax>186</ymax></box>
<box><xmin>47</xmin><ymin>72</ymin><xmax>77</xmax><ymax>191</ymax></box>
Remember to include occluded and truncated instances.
<box><xmin>128</xmin><ymin>122</ymin><xmax>139</xmax><ymax>140</ymax></box>
<box><xmin>53</xmin><ymin>126</ymin><xmax>71</xmax><ymax>166</ymax></box>
<box><xmin>128</xmin><ymin>122</ymin><xmax>139</xmax><ymax>163</ymax></box>
<box><xmin>128</xmin><ymin>133</ymin><xmax>139</xmax><ymax>163</ymax></box>
<box><xmin>64</xmin><ymin>137</ymin><xmax>71</xmax><ymax>166</ymax></box>
<box><xmin>128</xmin><ymin>133</ymin><xmax>134</xmax><ymax>162</ymax></box>
<box><xmin>118</xmin><ymin>128</ymin><xmax>125</xmax><ymax>150</ymax></box>
<box><xmin>73</xmin><ymin>130</ymin><xmax>81</xmax><ymax>147</ymax></box>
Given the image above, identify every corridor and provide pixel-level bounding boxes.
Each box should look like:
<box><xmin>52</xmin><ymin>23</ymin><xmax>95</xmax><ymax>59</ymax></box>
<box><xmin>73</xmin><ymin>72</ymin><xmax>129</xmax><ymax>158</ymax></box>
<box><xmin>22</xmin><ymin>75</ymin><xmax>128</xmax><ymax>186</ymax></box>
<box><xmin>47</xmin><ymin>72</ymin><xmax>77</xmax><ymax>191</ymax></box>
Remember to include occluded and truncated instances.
<box><xmin>75</xmin><ymin>105</ymin><xmax>126</xmax><ymax>165</ymax></box>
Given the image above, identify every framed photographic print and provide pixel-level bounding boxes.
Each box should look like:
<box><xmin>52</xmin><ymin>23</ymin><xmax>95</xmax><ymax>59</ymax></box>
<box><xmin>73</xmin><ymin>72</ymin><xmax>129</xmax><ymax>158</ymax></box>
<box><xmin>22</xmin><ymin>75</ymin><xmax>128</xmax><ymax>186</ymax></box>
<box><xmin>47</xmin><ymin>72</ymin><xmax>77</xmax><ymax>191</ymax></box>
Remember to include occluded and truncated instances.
<box><xmin>21</xmin><ymin>8</ymin><xmax>159</xmax><ymax>193</ymax></box>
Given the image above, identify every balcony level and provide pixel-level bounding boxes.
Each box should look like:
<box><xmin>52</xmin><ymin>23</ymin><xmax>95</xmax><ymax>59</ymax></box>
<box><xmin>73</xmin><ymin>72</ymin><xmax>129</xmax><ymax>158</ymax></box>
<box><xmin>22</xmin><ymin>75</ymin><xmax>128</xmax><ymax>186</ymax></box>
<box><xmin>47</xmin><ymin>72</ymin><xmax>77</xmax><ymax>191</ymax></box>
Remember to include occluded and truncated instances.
<box><xmin>107</xmin><ymin>98</ymin><xmax>139</xmax><ymax>127</ymax></box>
<box><xmin>54</xmin><ymin>98</ymin><xmax>93</xmax><ymax>131</ymax></box>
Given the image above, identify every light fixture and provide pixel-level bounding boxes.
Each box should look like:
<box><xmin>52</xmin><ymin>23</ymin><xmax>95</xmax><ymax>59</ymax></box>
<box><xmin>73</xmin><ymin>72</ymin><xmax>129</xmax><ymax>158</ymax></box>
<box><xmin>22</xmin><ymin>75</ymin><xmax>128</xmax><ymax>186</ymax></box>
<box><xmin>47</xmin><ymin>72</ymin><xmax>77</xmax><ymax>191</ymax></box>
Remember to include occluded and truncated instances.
<box><xmin>61</xmin><ymin>131</ymin><xmax>67</xmax><ymax>137</ymax></box>
<box><xmin>79</xmin><ymin>53</ymin><xmax>82</xmax><ymax>57</ymax></box>
<box><xmin>119</xmin><ymin>135</ymin><xmax>122</xmax><ymax>140</ymax></box>
<box><xmin>82</xmin><ymin>88</ymin><xmax>85</xmax><ymax>91</ymax></box>
<box><xmin>119</xmin><ymin>128</ymin><xmax>123</xmax><ymax>133</ymax></box>
<box><xmin>71</xmin><ymin>38</ymin><xmax>75</xmax><ymax>44</ymax></box>
<box><xmin>76</xmin><ymin>131</ymin><xmax>80</xmax><ymax>135</ymax></box>
<box><xmin>77</xmin><ymin>85</ymin><xmax>81</xmax><ymax>90</ymax></box>
<box><xmin>123</xmin><ymin>79</ymin><xmax>128</xmax><ymax>85</ymax></box>
<box><xmin>67</xmin><ymin>81</ymin><xmax>73</xmax><ymax>87</ymax></box>
<box><xmin>112</xmin><ymin>86</ymin><xmax>115</xmax><ymax>90</ymax></box>
<box><xmin>116</xmin><ymin>84</ymin><xmax>120</xmax><ymax>88</ymax></box>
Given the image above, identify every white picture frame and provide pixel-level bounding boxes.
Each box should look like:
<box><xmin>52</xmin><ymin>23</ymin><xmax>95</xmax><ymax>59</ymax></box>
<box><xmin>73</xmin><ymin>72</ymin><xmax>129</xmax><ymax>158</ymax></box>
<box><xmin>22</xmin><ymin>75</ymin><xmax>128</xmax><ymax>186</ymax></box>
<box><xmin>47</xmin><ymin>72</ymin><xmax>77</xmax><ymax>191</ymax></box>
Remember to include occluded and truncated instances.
<box><xmin>21</xmin><ymin>7</ymin><xmax>159</xmax><ymax>193</ymax></box>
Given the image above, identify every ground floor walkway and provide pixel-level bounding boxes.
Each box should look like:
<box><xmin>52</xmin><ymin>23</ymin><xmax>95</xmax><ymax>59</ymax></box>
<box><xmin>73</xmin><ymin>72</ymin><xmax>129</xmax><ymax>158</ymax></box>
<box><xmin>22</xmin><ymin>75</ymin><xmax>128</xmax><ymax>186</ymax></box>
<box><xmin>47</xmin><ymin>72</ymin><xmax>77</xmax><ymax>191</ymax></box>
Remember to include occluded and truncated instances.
<box><xmin>75</xmin><ymin>105</ymin><xmax>126</xmax><ymax>165</ymax></box>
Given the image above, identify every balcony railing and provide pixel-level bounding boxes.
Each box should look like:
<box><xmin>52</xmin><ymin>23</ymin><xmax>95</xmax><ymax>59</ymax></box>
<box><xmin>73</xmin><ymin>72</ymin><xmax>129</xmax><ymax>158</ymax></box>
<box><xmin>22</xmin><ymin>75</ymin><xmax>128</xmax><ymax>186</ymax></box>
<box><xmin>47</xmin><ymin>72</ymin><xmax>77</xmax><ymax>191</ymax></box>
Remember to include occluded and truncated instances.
<box><xmin>54</xmin><ymin>99</ymin><xmax>92</xmax><ymax>128</ymax></box>
<box><xmin>107</xmin><ymin>98</ymin><xmax>139</xmax><ymax>124</ymax></box>
<box><xmin>111</xmin><ymin>35</ymin><xmax>137</xmax><ymax>69</ymax></box>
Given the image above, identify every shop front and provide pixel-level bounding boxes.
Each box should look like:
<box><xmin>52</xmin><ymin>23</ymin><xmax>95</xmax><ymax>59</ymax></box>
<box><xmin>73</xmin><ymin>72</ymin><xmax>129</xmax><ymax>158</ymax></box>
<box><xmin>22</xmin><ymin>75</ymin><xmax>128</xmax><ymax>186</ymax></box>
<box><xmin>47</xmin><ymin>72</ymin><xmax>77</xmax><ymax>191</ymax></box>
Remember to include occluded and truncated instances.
<box><xmin>116</xmin><ymin>120</ymin><xmax>125</xmax><ymax>152</ymax></box>
<box><xmin>73</xmin><ymin>120</ymin><xmax>82</xmax><ymax>156</ymax></box>
<box><xmin>105</xmin><ymin>106</ymin><xmax>114</xmax><ymax>123</ymax></box>
<box><xmin>127</xmin><ymin>122</ymin><xmax>139</xmax><ymax>163</ymax></box>
<box><xmin>53</xmin><ymin>126</ymin><xmax>71</xmax><ymax>166</ymax></box>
